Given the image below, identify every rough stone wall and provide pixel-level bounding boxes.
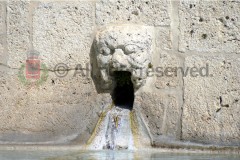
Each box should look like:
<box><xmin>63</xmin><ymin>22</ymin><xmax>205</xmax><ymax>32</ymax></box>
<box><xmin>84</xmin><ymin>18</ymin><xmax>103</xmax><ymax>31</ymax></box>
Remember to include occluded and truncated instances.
<box><xmin>0</xmin><ymin>0</ymin><xmax>239</xmax><ymax>146</ymax></box>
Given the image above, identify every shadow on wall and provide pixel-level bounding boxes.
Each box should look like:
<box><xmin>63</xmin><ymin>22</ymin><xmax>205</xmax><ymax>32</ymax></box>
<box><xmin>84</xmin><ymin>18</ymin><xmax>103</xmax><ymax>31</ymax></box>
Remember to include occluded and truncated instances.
<box><xmin>90</xmin><ymin>42</ymin><xmax>107</xmax><ymax>94</ymax></box>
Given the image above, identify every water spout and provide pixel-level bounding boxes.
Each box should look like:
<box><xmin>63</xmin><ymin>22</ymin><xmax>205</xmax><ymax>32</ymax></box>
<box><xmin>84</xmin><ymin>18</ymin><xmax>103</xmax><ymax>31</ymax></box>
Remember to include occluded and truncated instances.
<box><xmin>86</xmin><ymin>104</ymin><xmax>134</xmax><ymax>150</ymax></box>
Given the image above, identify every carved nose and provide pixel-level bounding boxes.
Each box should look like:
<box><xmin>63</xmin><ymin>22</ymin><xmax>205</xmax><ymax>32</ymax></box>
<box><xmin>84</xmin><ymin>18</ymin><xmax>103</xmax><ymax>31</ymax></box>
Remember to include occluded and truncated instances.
<box><xmin>112</xmin><ymin>49</ymin><xmax>130</xmax><ymax>69</ymax></box>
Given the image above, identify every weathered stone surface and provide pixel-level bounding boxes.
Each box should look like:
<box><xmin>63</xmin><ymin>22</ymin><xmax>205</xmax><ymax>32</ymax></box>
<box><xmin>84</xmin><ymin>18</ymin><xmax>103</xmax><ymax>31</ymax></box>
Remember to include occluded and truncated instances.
<box><xmin>183</xmin><ymin>55</ymin><xmax>240</xmax><ymax>146</ymax></box>
<box><xmin>0</xmin><ymin>2</ymin><xmax>7</xmax><ymax>65</ymax></box>
<box><xmin>96</xmin><ymin>0</ymin><xmax>170</xmax><ymax>26</ymax></box>
<box><xmin>179</xmin><ymin>0</ymin><xmax>240</xmax><ymax>53</ymax></box>
<box><xmin>155</xmin><ymin>27</ymin><xmax>172</xmax><ymax>50</ymax></box>
<box><xmin>153</xmin><ymin>27</ymin><xmax>180</xmax><ymax>89</ymax></box>
<box><xmin>154</xmin><ymin>51</ymin><xmax>182</xmax><ymax>89</ymax></box>
<box><xmin>0</xmin><ymin>68</ymin><xmax>111</xmax><ymax>144</ymax></box>
<box><xmin>7</xmin><ymin>1</ymin><xmax>31</xmax><ymax>68</ymax></box>
<box><xmin>0</xmin><ymin>2</ymin><xmax>5</xmax><ymax>34</ymax></box>
<box><xmin>93</xmin><ymin>25</ymin><xmax>154</xmax><ymax>90</ymax></box>
<box><xmin>135</xmin><ymin>92</ymin><xmax>182</xmax><ymax>140</ymax></box>
<box><xmin>0</xmin><ymin>40</ymin><xmax>4</xmax><ymax>65</ymax></box>
<box><xmin>33</xmin><ymin>2</ymin><xmax>95</xmax><ymax>69</ymax></box>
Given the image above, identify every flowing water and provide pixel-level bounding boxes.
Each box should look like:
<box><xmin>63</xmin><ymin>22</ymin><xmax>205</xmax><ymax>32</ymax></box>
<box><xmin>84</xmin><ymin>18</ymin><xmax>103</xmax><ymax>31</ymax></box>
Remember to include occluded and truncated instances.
<box><xmin>105</xmin><ymin>107</ymin><xmax>134</xmax><ymax>150</ymax></box>
<box><xmin>0</xmin><ymin>150</ymin><xmax>239</xmax><ymax>160</ymax></box>
<box><xmin>86</xmin><ymin>105</ymin><xmax>137</xmax><ymax>150</ymax></box>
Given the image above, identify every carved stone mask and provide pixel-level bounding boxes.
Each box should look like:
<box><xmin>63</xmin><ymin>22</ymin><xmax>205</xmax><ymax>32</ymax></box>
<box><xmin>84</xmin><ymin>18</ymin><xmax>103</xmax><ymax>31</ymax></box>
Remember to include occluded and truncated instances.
<box><xmin>94</xmin><ymin>25</ymin><xmax>153</xmax><ymax>90</ymax></box>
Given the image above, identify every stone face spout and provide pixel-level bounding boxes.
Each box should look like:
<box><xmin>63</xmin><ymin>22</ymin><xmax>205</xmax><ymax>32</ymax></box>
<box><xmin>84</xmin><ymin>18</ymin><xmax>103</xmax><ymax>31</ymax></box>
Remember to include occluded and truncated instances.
<box><xmin>94</xmin><ymin>25</ymin><xmax>154</xmax><ymax>90</ymax></box>
<box><xmin>88</xmin><ymin>26</ymin><xmax>154</xmax><ymax>150</ymax></box>
<box><xmin>112</xmin><ymin>49</ymin><xmax>131</xmax><ymax>69</ymax></box>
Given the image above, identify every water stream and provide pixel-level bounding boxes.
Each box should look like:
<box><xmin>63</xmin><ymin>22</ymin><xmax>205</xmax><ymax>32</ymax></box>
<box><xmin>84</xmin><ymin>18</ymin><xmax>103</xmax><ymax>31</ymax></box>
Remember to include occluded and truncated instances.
<box><xmin>86</xmin><ymin>104</ymin><xmax>136</xmax><ymax>150</ymax></box>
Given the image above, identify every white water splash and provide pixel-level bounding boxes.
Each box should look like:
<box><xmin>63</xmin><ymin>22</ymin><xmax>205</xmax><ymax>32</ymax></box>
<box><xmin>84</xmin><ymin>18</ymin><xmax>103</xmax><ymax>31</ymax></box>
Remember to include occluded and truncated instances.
<box><xmin>87</xmin><ymin>106</ymin><xmax>134</xmax><ymax>150</ymax></box>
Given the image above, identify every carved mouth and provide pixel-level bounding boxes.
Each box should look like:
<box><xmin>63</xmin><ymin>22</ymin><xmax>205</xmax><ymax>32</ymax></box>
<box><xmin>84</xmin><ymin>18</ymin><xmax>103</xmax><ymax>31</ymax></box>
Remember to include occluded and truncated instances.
<box><xmin>111</xmin><ymin>71</ymin><xmax>134</xmax><ymax>110</ymax></box>
<box><xmin>108</xmin><ymin>57</ymin><xmax>147</xmax><ymax>90</ymax></box>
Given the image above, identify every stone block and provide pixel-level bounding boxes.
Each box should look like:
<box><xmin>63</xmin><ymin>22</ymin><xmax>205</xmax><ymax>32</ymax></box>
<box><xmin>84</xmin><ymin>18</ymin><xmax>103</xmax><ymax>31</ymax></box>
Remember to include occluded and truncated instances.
<box><xmin>7</xmin><ymin>1</ymin><xmax>31</xmax><ymax>68</ymax></box>
<box><xmin>154</xmin><ymin>51</ymin><xmax>182</xmax><ymax>89</ymax></box>
<box><xmin>135</xmin><ymin>92</ymin><xmax>182</xmax><ymax>139</ymax></box>
<box><xmin>96</xmin><ymin>0</ymin><xmax>170</xmax><ymax>26</ymax></box>
<box><xmin>33</xmin><ymin>1</ymin><xmax>95</xmax><ymax>69</ymax></box>
<box><xmin>155</xmin><ymin>27</ymin><xmax>172</xmax><ymax>50</ymax></box>
<box><xmin>179</xmin><ymin>0</ymin><xmax>240</xmax><ymax>53</ymax></box>
<box><xmin>0</xmin><ymin>2</ymin><xmax>7</xmax><ymax>64</ymax></box>
<box><xmin>182</xmin><ymin>55</ymin><xmax>240</xmax><ymax>146</ymax></box>
<box><xmin>0</xmin><ymin>1</ymin><xmax>6</xmax><ymax>36</ymax></box>
<box><xmin>0</xmin><ymin>2</ymin><xmax>5</xmax><ymax>34</ymax></box>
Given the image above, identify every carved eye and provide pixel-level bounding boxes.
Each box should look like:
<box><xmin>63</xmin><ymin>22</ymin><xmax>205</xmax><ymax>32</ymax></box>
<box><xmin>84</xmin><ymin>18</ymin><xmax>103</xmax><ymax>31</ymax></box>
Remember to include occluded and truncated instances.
<box><xmin>100</xmin><ymin>47</ymin><xmax>111</xmax><ymax>55</ymax></box>
<box><xmin>125</xmin><ymin>45</ymin><xmax>140</xmax><ymax>54</ymax></box>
